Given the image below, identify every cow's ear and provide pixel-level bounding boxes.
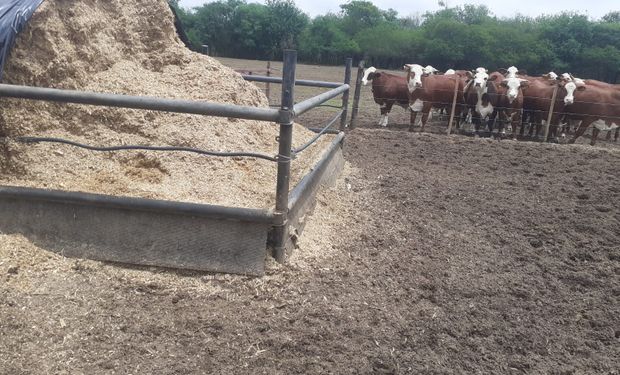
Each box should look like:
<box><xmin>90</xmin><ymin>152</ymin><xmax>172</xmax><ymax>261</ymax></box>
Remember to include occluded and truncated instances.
<box><xmin>500</xmin><ymin>80</ymin><xmax>508</xmax><ymax>88</ymax></box>
<box><xmin>466</xmin><ymin>71</ymin><xmax>473</xmax><ymax>79</ymax></box>
<box><xmin>577</xmin><ymin>85</ymin><xmax>586</xmax><ymax>91</ymax></box>
<box><xmin>489</xmin><ymin>73</ymin><xmax>501</xmax><ymax>81</ymax></box>
<box><xmin>520</xmin><ymin>80</ymin><xmax>530</xmax><ymax>88</ymax></box>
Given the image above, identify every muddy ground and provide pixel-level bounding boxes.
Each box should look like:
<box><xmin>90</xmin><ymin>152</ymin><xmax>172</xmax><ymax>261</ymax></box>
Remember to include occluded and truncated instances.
<box><xmin>1</xmin><ymin>58</ymin><xmax>619</xmax><ymax>374</ymax></box>
<box><xmin>2</xmin><ymin>125</ymin><xmax>619</xmax><ymax>374</ymax></box>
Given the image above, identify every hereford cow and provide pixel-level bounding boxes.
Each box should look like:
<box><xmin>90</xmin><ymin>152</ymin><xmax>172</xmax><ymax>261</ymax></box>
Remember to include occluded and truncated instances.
<box><xmin>403</xmin><ymin>64</ymin><xmax>466</xmax><ymax>132</ymax></box>
<box><xmin>560</xmin><ymin>79</ymin><xmax>620</xmax><ymax>145</ymax></box>
<box><xmin>495</xmin><ymin>67</ymin><xmax>530</xmax><ymax>139</ymax></box>
<box><xmin>362</xmin><ymin>67</ymin><xmax>410</xmax><ymax>127</ymax></box>
<box><xmin>520</xmin><ymin>76</ymin><xmax>583</xmax><ymax>140</ymax></box>
<box><xmin>463</xmin><ymin>68</ymin><xmax>501</xmax><ymax>135</ymax></box>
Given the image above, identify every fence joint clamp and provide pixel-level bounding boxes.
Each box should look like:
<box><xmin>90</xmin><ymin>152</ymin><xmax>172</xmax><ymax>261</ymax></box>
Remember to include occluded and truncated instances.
<box><xmin>272</xmin><ymin>210</ymin><xmax>287</xmax><ymax>226</ymax></box>
<box><xmin>278</xmin><ymin>108</ymin><xmax>295</xmax><ymax>124</ymax></box>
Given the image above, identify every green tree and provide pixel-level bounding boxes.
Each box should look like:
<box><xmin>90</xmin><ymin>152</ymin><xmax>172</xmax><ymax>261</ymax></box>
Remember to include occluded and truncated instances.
<box><xmin>602</xmin><ymin>11</ymin><xmax>620</xmax><ymax>23</ymax></box>
<box><xmin>339</xmin><ymin>1</ymin><xmax>385</xmax><ymax>35</ymax></box>
<box><xmin>264</xmin><ymin>0</ymin><xmax>309</xmax><ymax>57</ymax></box>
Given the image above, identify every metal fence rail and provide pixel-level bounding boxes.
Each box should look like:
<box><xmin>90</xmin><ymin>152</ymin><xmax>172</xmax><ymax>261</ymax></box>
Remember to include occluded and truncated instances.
<box><xmin>0</xmin><ymin>49</ymin><xmax>352</xmax><ymax>272</ymax></box>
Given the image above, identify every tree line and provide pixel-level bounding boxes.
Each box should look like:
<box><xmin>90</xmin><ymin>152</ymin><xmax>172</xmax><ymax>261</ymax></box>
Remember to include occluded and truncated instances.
<box><xmin>169</xmin><ymin>0</ymin><xmax>620</xmax><ymax>83</ymax></box>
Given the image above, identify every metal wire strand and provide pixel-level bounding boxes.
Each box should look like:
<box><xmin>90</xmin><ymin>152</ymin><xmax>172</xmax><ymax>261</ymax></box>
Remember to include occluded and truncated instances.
<box><xmin>293</xmin><ymin>110</ymin><xmax>343</xmax><ymax>155</ymax></box>
<box><xmin>15</xmin><ymin>136</ymin><xmax>278</xmax><ymax>162</ymax></box>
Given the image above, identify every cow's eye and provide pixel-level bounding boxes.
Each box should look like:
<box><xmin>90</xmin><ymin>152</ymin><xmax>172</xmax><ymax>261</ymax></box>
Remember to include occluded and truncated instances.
<box><xmin>484</xmin><ymin>77</ymin><xmax>488</xmax><ymax>80</ymax></box>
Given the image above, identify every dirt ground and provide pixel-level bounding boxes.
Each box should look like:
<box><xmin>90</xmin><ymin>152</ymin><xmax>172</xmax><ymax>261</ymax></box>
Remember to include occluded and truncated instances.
<box><xmin>1</xmin><ymin>58</ymin><xmax>619</xmax><ymax>374</ymax></box>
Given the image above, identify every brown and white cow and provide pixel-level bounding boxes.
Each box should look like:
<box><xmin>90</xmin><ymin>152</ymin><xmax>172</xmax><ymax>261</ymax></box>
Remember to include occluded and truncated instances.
<box><xmin>362</xmin><ymin>67</ymin><xmax>410</xmax><ymax>127</ymax></box>
<box><xmin>495</xmin><ymin>67</ymin><xmax>530</xmax><ymax>139</ymax></box>
<box><xmin>403</xmin><ymin>64</ymin><xmax>466</xmax><ymax>132</ymax></box>
<box><xmin>463</xmin><ymin>68</ymin><xmax>500</xmax><ymax>135</ymax></box>
<box><xmin>520</xmin><ymin>76</ymin><xmax>583</xmax><ymax>140</ymax></box>
<box><xmin>562</xmin><ymin>83</ymin><xmax>620</xmax><ymax>145</ymax></box>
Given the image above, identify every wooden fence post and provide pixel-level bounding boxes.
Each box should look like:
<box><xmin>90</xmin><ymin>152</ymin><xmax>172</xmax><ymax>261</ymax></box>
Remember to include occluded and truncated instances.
<box><xmin>446</xmin><ymin>77</ymin><xmax>460</xmax><ymax>135</ymax></box>
<box><xmin>349</xmin><ymin>60</ymin><xmax>365</xmax><ymax>130</ymax></box>
<box><xmin>543</xmin><ymin>84</ymin><xmax>559</xmax><ymax>142</ymax></box>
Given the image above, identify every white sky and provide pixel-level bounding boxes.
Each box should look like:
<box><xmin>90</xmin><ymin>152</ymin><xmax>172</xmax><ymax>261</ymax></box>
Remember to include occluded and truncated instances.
<box><xmin>178</xmin><ymin>0</ymin><xmax>617</xmax><ymax>20</ymax></box>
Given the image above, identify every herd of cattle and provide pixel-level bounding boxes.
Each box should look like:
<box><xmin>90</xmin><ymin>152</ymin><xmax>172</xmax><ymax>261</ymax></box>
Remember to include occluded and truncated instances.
<box><xmin>362</xmin><ymin>64</ymin><xmax>620</xmax><ymax>145</ymax></box>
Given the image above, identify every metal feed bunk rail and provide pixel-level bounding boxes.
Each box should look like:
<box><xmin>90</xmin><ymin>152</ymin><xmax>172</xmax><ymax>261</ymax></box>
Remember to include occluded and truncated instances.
<box><xmin>0</xmin><ymin>50</ymin><xmax>352</xmax><ymax>275</ymax></box>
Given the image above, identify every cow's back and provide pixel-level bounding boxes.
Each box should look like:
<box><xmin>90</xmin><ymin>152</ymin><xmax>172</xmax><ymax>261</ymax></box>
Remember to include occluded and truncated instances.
<box><xmin>570</xmin><ymin>86</ymin><xmax>620</xmax><ymax>119</ymax></box>
<box><xmin>419</xmin><ymin>74</ymin><xmax>465</xmax><ymax>106</ymax></box>
<box><xmin>372</xmin><ymin>72</ymin><xmax>409</xmax><ymax>105</ymax></box>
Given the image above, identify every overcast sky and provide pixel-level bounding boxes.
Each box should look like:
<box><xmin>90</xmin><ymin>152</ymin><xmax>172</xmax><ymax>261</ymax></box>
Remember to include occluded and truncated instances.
<box><xmin>178</xmin><ymin>0</ymin><xmax>616</xmax><ymax>20</ymax></box>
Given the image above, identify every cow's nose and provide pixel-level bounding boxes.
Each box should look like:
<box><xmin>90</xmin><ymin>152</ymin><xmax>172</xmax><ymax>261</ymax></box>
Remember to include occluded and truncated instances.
<box><xmin>475</xmin><ymin>83</ymin><xmax>481</xmax><ymax>87</ymax></box>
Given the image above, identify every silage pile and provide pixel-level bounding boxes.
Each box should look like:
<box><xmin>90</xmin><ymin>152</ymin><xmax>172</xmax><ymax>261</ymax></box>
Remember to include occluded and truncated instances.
<box><xmin>0</xmin><ymin>0</ymin><xmax>331</xmax><ymax>208</ymax></box>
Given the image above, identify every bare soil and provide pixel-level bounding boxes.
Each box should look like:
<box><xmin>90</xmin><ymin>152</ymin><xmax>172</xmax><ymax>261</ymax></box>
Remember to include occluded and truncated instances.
<box><xmin>2</xmin><ymin>126</ymin><xmax>619</xmax><ymax>374</ymax></box>
<box><xmin>2</xmin><ymin>57</ymin><xmax>619</xmax><ymax>374</ymax></box>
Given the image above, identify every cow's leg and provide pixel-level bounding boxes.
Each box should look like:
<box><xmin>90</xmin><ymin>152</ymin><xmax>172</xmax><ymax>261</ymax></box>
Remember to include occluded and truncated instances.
<box><xmin>520</xmin><ymin>111</ymin><xmax>529</xmax><ymax>136</ymax></box>
<box><xmin>383</xmin><ymin>101</ymin><xmax>395</xmax><ymax>127</ymax></box>
<box><xmin>568</xmin><ymin>118</ymin><xmax>595</xmax><ymax>144</ymax></box>
<box><xmin>472</xmin><ymin>111</ymin><xmax>482</xmax><ymax>135</ymax></box>
<box><xmin>420</xmin><ymin>103</ymin><xmax>433</xmax><ymax>132</ymax></box>
<box><xmin>488</xmin><ymin>110</ymin><xmax>499</xmax><ymax>136</ymax></box>
<box><xmin>511</xmin><ymin>111</ymin><xmax>521</xmax><ymax>140</ymax></box>
<box><xmin>409</xmin><ymin>110</ymin><xmax>418</xmax><ymax>132</ymax></box>
<box><xmin>615</xmin><ymin>127</ymin><xmax>619</xmax><ymax>142</ymax></box>
<box><xmin>378</xmin><ymin>104</ymin><xmax>388</xmax><ymax>127</ymax></box>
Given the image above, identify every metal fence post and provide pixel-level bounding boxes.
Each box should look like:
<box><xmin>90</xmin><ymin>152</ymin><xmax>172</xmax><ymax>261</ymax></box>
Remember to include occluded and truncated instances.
<box><xmin>340</xmin><ymin>58</ymin><xmax>352</xmax><ymax>130</ymax></box>
<box><xmin>349</xmin><ymin>60</ymin><xmax>365</xmax><ymax>130</ymax></box>
<box><xmin>266</xmin><ymin>61</ymin><xmax>271</xmax><ymax>104</ymax></box>
<box><xmin>273</xmin><ymin>50</ymin><xmax>296</xmax><ymax>262</ymax></box>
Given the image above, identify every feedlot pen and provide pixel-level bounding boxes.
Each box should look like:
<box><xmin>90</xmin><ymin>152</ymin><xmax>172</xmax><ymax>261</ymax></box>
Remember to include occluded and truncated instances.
<box><xmin>0</xmin><ymin>50</ymin><xmax>351</xmax><ymax>276</ymax></box>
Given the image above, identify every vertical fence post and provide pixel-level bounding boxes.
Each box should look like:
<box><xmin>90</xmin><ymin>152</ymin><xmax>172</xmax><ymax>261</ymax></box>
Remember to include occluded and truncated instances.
<box><xmin>543</xmin><ymin>84</ymin><xmax>559</xmax><ymax>142</ymax></box>
<box><xmin>266</xmin><ymin>61</ymin><xmax>271</xmax><ymax>104</ymax></box>
<box><xmin>340</xmin><ymin>58</ymin><xmax>353</xmax><ymax>130</ymax></box>
<box><xmin>446</xmin><ymin>77</ymin><xmax>460</xmax><ymax>135</ymax></box>
<box><xmin>273</xmin><ymin>50</ymin><xmax>296</xmax><ymax>262</ymax></box>
<box><xmin>349</xmin><ymin>60</ymin><xmax>365</xmax><ymax>130</ymax></box>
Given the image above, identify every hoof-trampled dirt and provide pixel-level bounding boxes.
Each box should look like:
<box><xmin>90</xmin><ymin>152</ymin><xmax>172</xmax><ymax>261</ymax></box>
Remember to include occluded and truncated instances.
<box><xmin>1</xmin><ymin>127</ymin><xmax>618</xmax><ymax>373</ymax></box>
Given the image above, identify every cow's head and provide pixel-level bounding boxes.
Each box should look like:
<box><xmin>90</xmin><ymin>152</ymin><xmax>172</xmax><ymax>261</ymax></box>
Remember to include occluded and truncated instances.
<box><xmin>506</xmin><ymin>66</ymin><xmax>519</xmax><ymax>78</ymax></box>
<box><xmin>403</xmin><ymin>64</ymin><xmax>425</xmax><ymax>92</ymax></box>
<box><xmin>423</xmin><ymin>65</ymin><xmax>439</xmax><ymax>75</ymax></box>
<box><xmin>542</xmin><ymin>71</ymin><xmax>559</xmax><ymax>80</ymax></box>
<box><xmin>500</xmin><ymin>77</ymin><xmax>529</xmax><ymax>103</ymax></box>
<box><xmin>559</xmin><ymin>74</ymin><xmax>586</xmax><ymax>105</ymax></box>
<box><xmin>444</xmin><ymin>68</ymin><xmax>456</xmax><ymax>75</ymax></box>
<box><xmin>362</xmin><ymin>67</ymin><xmax>377</xmax><ymax>85</ymax></box>
<box><xmin>466</xmin><ymin>67</ymin><xmax>489</xmax><ymax>93</ymax></box>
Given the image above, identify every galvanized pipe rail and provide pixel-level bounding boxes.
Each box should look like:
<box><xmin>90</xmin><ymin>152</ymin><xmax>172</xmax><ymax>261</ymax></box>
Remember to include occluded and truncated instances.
<box><xmin>0</xmin><ymin>83</ymin><xmax>281</xmax><ymax>122</ymax></box>
<box><xmin>242</xmin><ymin>75</ymin><xmax>343</xmax><ymax>89</ymax></box>
<box><xmin>0</xmin><ymin>50</ymin><xmax>352</xmax><ymax>271</ymax></box>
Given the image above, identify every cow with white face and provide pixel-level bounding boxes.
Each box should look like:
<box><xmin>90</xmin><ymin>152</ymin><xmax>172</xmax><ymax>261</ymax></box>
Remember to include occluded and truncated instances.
<box><xmin>505</xmin><ymin>66</ymin><xmax>519</xmax><ymax>78</ymax></box>
<box><xmin>463</xmin><ymin>67</ymin><xmax>498</xmax><ymax>134</ymax></box>
<box><xmin>495</xmin><ymin>67</ymin><xmax>530</xmax><ymax>139</ymax></box>
<box><xmin>501</xmin><ymin>76</ymin><xmax>529</xmax><ymax>104</ymax></box>
<box><xmin>361</xmin><ymin>66</ymin><xmax>410</xmax><ymax>127</ymax></box>
<box><xmin>560</xmin><ymin>75</ymin><xmax>584</xmax><ymax>106</ymax></box>
<box><xmin>423</xmin><ymin>65</ymin><xmax>439</xmax><ymax>75</ymax></box>
<box><xmin>403</xmin><ymin>64</ymin><xmax>425</xmax><ymax>93</ymax></box>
